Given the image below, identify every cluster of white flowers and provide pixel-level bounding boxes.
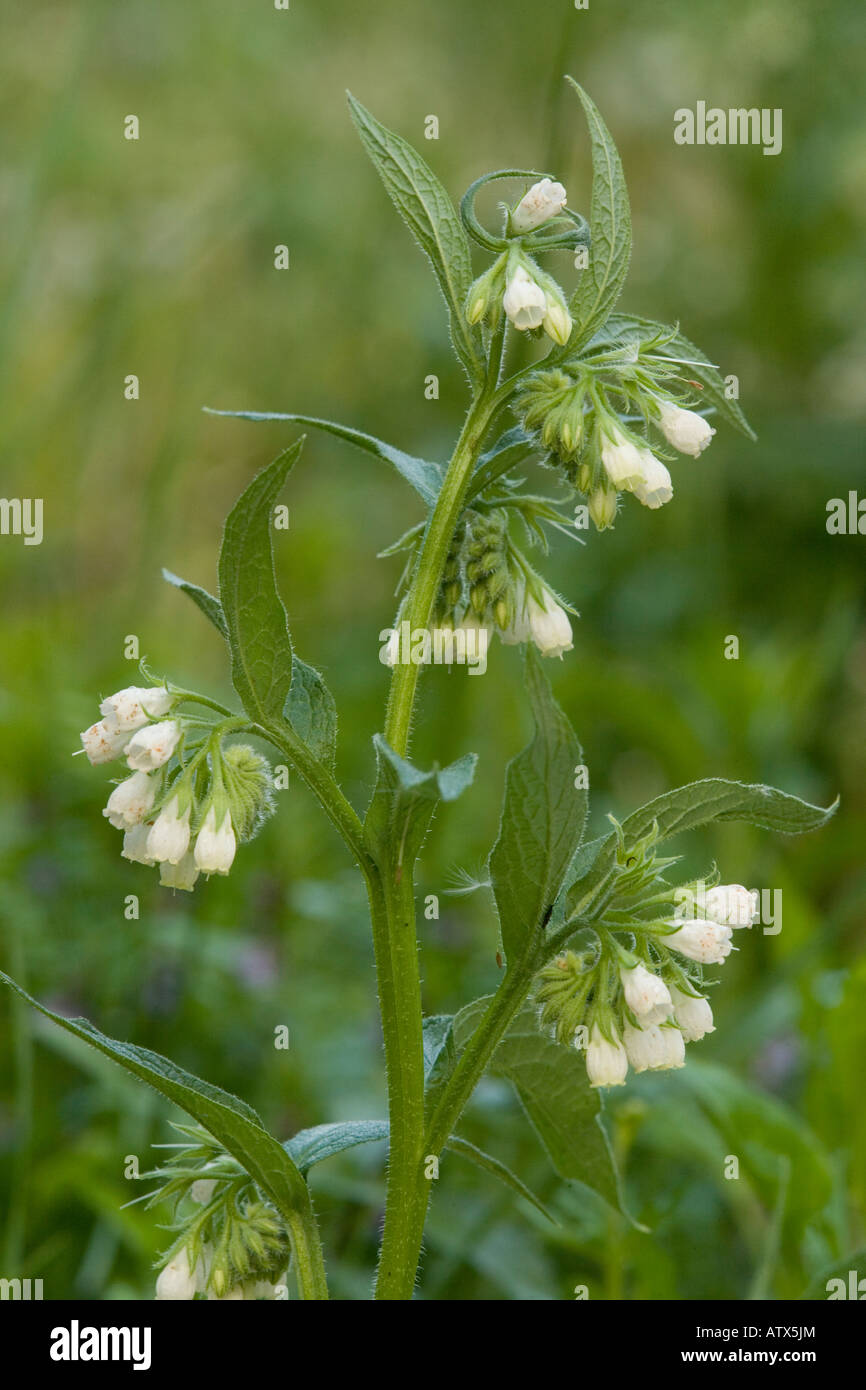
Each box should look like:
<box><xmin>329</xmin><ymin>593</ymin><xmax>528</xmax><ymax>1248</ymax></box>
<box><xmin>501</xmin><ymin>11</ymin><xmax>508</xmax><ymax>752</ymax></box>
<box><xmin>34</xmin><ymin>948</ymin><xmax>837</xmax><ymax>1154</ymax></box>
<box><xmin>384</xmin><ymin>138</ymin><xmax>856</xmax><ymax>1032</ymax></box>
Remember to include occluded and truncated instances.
<box><xmin>466</xmin><ymin>179</ymin><xmax>573</xmax><ymax>345</ymax></box>
<box><xmin>80</xmin><ymin>684</ymin><xmax>244</xmax><ymax>890</ymax></box>
<box><xmin>584</xmin><ymin>884</ymin><xmax>756</xmax><ymax>1087</ymax></box>
<box><xmin>155</xmin><ymin>1244</ymin><xmax>283</xmax><ymax>1302</ymax></box>
<box><xmin>598</xmin><ymin>409</ymin><xmax>714</xmax><ymax>515</ymax></box>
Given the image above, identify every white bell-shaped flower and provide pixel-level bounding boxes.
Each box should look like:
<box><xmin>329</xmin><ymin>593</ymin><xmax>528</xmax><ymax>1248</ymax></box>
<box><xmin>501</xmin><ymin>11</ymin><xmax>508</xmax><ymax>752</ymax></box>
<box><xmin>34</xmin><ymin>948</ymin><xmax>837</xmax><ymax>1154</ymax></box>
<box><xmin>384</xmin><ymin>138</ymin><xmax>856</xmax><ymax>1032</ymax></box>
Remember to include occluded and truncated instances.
<box><xmin>125</xmin><ymin>720</ymin><xmax>181</xmax><ymax>772</ymax></box>
<box><xmin>657</xmin><ymin>400</ymin><xmax>716</xmax><ymax>457</ymax></box>
<box><xmin>511</xmin><ymin>178</ymin><xmax>567</xmax><ymax>233</ymax></box>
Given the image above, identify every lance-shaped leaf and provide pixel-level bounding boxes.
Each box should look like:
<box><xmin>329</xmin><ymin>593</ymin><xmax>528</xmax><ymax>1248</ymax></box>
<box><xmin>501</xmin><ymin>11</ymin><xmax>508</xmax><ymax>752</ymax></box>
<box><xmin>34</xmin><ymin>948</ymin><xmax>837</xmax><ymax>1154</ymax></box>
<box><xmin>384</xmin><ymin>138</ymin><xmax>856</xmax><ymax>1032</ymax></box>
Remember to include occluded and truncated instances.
<box><xmin>286</xmin><ymin>657</ymin><xmax>337</xmax><ymax>771</ymax></box>
<box><xmin>566</xmin><ymin>79</ymin><xmax>632</xmax><ymax>349</ymax></box>
<box><xmin>453</xmin><ymin>999</ymin><xmax>623</xmax><ymax>1212</ymax></box>
<box><xmin>445</xmin><ymin>1134</ymin><xmax>556</xmax><ymax>1223</ymax></box>
<box><xmin>161</xmin><ymin>569</ymin><xmax>228</xmax><ymax>640</ymax></box>
<box><xmin>218</xmin><ymin>441</ymin><xmax>302</xmax><ymax>724</ymax></box>
<box><xmin>489</xmin><ymin>650</ymin><xmax>587</xmax><ymax>966</ymax></box>
<box><xmin>205</xmin><ymin>409</ymin><xmax>443</xmax><ymax>506</ymax></box>
<box><xmin>567</xmin><ymin>778</ymin><xmax>838</xmax><ymax>915</ymax></box>
<box><xmin>368</xmin><ymin>734</ymin><xmax>477</xmax><ymax>866</ymax></box>
<box><xmin>0</xmin><ymin>974</ymin><xmax>311</xmax><ymax>1220</ymax></box>
<box><xmin>285</xmin><ymin>1120</ymin><xmax>389</xmax><ymax>1175</ymax></box>
<box><xmin>347</xmin><ymin>93</ymin><xmax>483</xmax><ymax>383</ymax></box>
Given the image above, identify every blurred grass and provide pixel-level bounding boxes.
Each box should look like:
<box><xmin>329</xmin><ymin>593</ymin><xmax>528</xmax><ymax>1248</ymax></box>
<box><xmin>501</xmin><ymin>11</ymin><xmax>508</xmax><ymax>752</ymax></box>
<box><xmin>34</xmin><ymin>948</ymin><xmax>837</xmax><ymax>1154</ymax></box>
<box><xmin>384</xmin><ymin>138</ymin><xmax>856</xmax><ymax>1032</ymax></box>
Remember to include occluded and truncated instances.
<box><xmin>1</xmin><ymin>0</ymin><xmax>864</xmax><ymax>1299</ymax></box>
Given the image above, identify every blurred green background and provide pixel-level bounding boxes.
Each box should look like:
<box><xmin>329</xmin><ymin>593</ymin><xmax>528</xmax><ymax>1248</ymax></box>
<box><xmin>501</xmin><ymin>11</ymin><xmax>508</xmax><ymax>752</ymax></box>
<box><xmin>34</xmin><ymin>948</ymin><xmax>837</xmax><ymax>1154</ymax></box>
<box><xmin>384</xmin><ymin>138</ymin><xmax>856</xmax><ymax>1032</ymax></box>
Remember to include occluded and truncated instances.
<box><xmin>1</xmin><ymin>0</ymin><xmax>864</xmax><ymax>1300</ymax></box>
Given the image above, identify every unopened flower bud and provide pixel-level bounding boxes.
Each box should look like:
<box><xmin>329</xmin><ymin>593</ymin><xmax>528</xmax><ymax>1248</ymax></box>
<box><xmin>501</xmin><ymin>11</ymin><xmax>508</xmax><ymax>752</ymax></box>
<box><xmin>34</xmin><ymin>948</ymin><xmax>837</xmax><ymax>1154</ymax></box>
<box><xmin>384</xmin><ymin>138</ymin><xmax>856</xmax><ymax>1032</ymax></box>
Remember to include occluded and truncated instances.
<box><xmin>600</xmin><ymin>424</ymin><xmax>645</xmax><ymax>491</ymax></box>
<box><xmin>584</xmin><ymin>1023</ymin><xmax>628</xmax><ymax>1088</ymax></box>
<box><xmin>657</xmin><ymin>399</ymin><xmax>716</xmax><ymax>457</ymax></box>
<box><xmin>703</xmin><ymin>883</ymin><xmax>756</xmax><ymax>929</ymax></box>
<box><xmin>194</xmin><ymin>806</ymin><xmax>236</xmax><ymax>876</ymax></box>
<box><xmin>511</xmin><ymin>178</ymin><xmax>567</xmax><ymax>233</ymax></box>
<box><xmin>588</xmin><ymin>487</ymin><xmax>618</xmax><ymax>531</ymax></box>
<box><xmin>103</xmin><ymin>771</ymin><xmax>156</xmax><ymax>829</ymax></box>
<box><xmin>620</xmin><ymin>963</ymin><xmax>673</xmax><ymax>1023</ymax></box>
<box><xmin>527</xmin><ymin>590</ymin><xmax>573</xmax><ymax>659</ymax></box>
<box><xmin>146</xmin><ymin>795</ymin><xmax>191</xmax><ymax>865</ymax></box>
<box><xmin>125</xmin><ymin>720</ymin><xmax>181</xmax><ymax>772</ymax></box>
<box><xmin>662</xmin><ymin>918</ymin><xmax>733</xmax><ymax>965</ymax></box>
<box><xmin>100</xmin><ymin>685</ymin><xmax>173</xmax><ymax>732</ymax></box>
<box><xmin>502</xmin><ymin>265</ymin><xmax>547</xmax><ymax>331</ymax></box>
<box><xmin>542</xmin><ymin>293</ymin><xmax>572</xmax><ymax>346</ymax></box>
<box><xmin>670</xmin><ymin>986</ymin><xmax>715</xmax><ymax>1042</ymax></box>
<box><xmin>155</xmin><ymin>1246</ymin><xmax>203</xmax><ymax>1301</ymax></box>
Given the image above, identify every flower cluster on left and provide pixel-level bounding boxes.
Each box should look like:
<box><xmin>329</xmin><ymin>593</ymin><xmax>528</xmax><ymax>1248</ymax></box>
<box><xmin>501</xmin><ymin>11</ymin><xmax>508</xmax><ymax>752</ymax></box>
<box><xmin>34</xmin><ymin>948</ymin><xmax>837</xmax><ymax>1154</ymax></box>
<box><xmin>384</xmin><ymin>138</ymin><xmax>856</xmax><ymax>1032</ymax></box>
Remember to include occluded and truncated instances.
<box><xmin>144</xmin><ymin>1125</ymin><xmax>290</xmax><ymax>1300</ymax></box>
<box><xmin>79</xmin><ymin>683</ymin><xmax>275</xmax><ymax>891</ymax></box>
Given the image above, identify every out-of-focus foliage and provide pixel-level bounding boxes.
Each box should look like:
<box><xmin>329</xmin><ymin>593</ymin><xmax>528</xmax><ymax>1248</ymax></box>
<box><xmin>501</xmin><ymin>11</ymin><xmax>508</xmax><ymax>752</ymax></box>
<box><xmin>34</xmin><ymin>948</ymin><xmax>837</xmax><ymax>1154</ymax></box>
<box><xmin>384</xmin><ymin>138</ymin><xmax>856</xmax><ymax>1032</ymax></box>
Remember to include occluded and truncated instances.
<box><xmin>1</xmin><ymin>0</ymin><xmax>864</xmax><ymax>1299</ymax></box>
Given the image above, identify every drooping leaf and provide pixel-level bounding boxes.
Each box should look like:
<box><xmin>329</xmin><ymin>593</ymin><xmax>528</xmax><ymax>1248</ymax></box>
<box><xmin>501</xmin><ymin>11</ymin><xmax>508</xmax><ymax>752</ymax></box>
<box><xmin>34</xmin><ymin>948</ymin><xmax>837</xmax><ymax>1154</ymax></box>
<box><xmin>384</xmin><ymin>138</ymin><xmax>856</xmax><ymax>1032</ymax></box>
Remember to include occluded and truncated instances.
<box><xmin>453</xmin><ymin>999</ymin><xmax>621</xmax><ymax>1210</ymax></box>
<box><xmin>347</xmin><ymin>93</ymin><xmax>483</xmax><ymax>383</ymax></box>
<box><xmin>445</xmin><ymin>1134</ymin><xmax>556</xmax><ymax>1223</ymax></box>
<box><xmin>205</xmin><ymin>409</ymin><xmax>443</xmax><ymax>506</ymax></box>
<box><xmin>218</xmin><ymin>441</ymin><xmax>302</xmax><ymax>724</ymax></box>
<box><xmin>161</xmin><ymin>569</ymin><xmax>229</xmax><ymax>640</ymax></box>
<box><xmin>0</xmin><ymin>974</ymin><xmax>311</xmax><ymax>1219</ymax></box>
<box><xmin>284</xmin><ymin>1120</ymin><xmax>389</xmax><ymax>1175</ymax></box>
<box><xmin>566</xmin><ymin>79</ymin><xmax>632</xmax><ymax>349</ymax></box>
<box><xmin>286</xmin><ymin>657</ymin><xmax>337</xmax><ymax>770</ymax></box>
<box><xmin>489</xmin><ymin>649</ymin><xmax>587</xmax><ymax>965</ymax></box>
<box><xmin>567</xmin><ymin>778</ymin><xmax>838</xmax><ymax>916</ymax></box>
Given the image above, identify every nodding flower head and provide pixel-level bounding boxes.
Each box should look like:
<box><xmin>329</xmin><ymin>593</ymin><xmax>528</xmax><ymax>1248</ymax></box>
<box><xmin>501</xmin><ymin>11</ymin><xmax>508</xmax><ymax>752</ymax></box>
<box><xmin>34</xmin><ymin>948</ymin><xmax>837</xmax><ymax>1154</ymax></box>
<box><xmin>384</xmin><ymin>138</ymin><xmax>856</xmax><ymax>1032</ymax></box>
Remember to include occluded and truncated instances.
<box><xmin>656</xmin><ymin>399</ymin><xmax>716</xmax><ymax>457</ymax></box>
<box><xmin>535</xmin><ymin>844</ymin><xmax>751</xmax><ymax>1086</ymax></box>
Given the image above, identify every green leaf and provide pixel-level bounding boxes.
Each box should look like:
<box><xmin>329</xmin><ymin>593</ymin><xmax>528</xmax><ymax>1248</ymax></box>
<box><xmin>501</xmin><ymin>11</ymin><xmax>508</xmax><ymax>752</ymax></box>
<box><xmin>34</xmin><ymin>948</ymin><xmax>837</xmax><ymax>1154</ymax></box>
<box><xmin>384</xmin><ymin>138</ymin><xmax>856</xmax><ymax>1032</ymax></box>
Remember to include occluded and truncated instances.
<box><xmin>423</xmin><ymin>1014</ymin><xmax>457</xmax><ymax>1113</ymax></box>
<box><xmin>489</xmin><ymin>649</ymin><xmax>587</xmax><ymax>965</ymax></box>
<box><xmin>566</xmin><ymin>79</ymin><xmax>632</xmax><ymax>349</ymax></box>
<box><xmin>677</xmin><ymin>1062</ymin><xmax>834</xmax><ymax>1250</ymax></box>
<box><xmin>453</xmin><ymin>999</ymin><xmax>621</xmax><ymax>1210</ymax></box>
<box><xmin>161</xmin><ymin>569</ymin><xmax>228</xmax><ymax>640</ymax></box>
<box><xmin>218</xmin><ymin>441</ymin><xmax>302</xmax><ymax>724</ymax></box>
<box><xmin>0</xmin><ymin>973</ymin><xmax>311</xmax><ymax>1219</ymax></box>
<box><xmin>286</xmin><ymin>657</ymin><xmax>337</xmax><ymax>770</ymax></box>
<box><xmin>585</xmin><ymin>313</ymin><xmax>757</xmax><ymax>441</ymax></box>
<box><xmin>445</xmin><ymin>1134</ymin><xmax>556</xmax><ymax>1223</ymax></box>
<box><xmin>285</xmin><ymin>1120</ymin><xmax>389</xmax><ymax>1175</ymax></box>
<box><xmin>347</xmin><ymin>92</ymin><xmax>483</xmax><ymax>383</ymax></box>
<box><xmin>205</xmin><ymin>409</ymin><xmax>443</xmax><ymax>506</ymax></box>
<box><xmin>368</xmin><ymin>734</ymin><xmax>477</xmax><ymax>867</ymax></box>
<box><xmin>567</xmin><ymin>778</ymin><xmax>838</xmax><ymax>915</ymax></box>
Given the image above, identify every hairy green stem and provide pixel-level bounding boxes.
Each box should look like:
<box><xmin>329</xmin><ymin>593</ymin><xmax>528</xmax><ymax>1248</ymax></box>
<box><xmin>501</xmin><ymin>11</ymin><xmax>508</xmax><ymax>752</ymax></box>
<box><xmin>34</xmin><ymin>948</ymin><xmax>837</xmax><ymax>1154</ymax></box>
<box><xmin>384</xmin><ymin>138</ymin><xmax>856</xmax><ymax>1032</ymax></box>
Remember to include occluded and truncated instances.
<box><xmin>424</xmin><ymin>963</ymin><xmax>536</xmax><ymax>1157</ymax></box>
<box><xmin>285</xmin><ymin>1202</ymin><xmax>330</xmax><ymax>1301</ymax></box>
<box><xmin>383</xmin><ymin>370</ymin><xmax>502</xmax><ymax>758</ymax></box>
<box><xmin>256</xmin><ymin>720</ymin><xmax>371</xmax><ymax>876</ymax></box>
<box><xmin>369</xmin><ymin>868</ymin><xmax>429</xmax><ymax>1299</ymax></box>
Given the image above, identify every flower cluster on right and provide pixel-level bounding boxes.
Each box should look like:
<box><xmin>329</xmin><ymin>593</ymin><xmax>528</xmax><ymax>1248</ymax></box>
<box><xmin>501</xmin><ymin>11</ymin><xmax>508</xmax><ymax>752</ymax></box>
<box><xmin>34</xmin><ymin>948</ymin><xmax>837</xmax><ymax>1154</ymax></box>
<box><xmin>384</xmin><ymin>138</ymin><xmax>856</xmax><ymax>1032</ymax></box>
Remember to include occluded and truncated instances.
<box><xmin>536</xmin><ymin>824</ymin><xmax>758</xmax><ymax>1087</ymax></box>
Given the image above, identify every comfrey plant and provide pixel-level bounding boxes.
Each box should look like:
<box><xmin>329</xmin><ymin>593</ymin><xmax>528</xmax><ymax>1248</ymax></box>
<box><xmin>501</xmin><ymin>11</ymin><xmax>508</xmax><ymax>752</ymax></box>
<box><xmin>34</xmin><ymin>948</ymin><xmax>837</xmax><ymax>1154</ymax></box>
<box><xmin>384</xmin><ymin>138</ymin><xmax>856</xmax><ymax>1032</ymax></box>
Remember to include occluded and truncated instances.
<box><xmin>1</xmin><ymin>80</ymin><xmax>836</xmax><ymax>1301</ymax></box>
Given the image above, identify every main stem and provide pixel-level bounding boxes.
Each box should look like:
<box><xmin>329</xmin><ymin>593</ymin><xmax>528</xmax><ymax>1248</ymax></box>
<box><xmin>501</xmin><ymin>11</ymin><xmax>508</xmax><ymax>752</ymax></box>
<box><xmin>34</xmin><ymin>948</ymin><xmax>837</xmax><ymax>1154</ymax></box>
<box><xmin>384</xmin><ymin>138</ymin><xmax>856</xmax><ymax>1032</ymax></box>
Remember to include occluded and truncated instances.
<box><xmin>371</xmin><ymin>349</ymin><xmax>505</xmax><ymax>1299</ymax></box>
